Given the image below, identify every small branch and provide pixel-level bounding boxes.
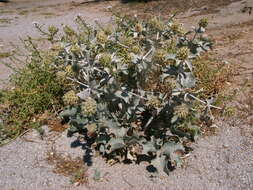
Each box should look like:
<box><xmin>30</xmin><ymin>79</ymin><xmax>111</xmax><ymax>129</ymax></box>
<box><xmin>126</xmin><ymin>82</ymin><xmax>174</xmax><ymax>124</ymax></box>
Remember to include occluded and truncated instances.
<box><xmin>156</xmin><ymin>32</ymin><xmax>159</xmax><ymax>40</ymax></box>
<box><xmin>0</xmin><ymin>129</ymin><xmax>31</xmax><ymax>147</ymax></box>
<box><xmin>144</xmin><ymin>116</ymin><xmax>154</xmax><ymax>130</ymax></box>
<box><xmin>191</xmin><ymin>27</ymin><xmax>200</xmax><ymax>41</ymax></box>
<box><xmin>142</xmin><ymin>49</ymin><xmax>152</xmax><ymax>60</ymax></box>
<box><xmin>128</xmin><ymin>91</ymin><xmax>148</xmax><ymax>100</ymax></box>
<box><xmin>117</xmin><ymin>41</ymin><xmax>129</xmax><ymax>49</ymax></box>
<box><xmin>66</xmin><ymin>77</ymin><xmax>90</xmax><ymax>88</ymax></box>
<box><xmin>186</xmin><ymin>93</ymin><xmax>222</xmax><ymax>110</ymax></box>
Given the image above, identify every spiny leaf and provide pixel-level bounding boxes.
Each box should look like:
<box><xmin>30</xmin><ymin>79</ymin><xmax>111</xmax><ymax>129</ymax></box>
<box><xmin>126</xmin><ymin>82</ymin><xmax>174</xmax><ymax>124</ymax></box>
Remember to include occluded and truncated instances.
<box><xmin>106</xmin><ymin>138</ymin><xmax>125</xmax><ymax>153</ymax></box>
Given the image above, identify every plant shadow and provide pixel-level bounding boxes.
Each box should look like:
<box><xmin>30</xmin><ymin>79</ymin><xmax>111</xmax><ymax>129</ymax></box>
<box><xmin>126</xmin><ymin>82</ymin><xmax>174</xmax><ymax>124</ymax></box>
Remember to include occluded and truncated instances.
<box><xmin>70</xmin><ymin>138</ymin><xmax>93</xmax><ymax>167</ymax></box>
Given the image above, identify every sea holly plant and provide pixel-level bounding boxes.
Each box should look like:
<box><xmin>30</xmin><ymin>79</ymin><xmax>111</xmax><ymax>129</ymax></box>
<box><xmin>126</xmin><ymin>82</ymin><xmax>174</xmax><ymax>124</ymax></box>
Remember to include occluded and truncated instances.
<box><xmin>40</xmin><ymin>14</ymin><xmax>216</xmax><ymax>175</ymax></box>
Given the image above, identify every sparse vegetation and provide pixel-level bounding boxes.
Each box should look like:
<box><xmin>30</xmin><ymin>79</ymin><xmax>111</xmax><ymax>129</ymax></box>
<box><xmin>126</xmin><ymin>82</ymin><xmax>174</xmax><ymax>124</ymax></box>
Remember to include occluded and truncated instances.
<box><xmin>0</xmin><ymin>18</ymin><xmax>11</xmax><ymax>24</ymax></box>
<box><xmin>193</xmin><ymin>55</ymin><xmax>233</xmax><ymax>98</ymax></box>
<box><xmin>47</xmin><ymin>148</ymin><xmax>88</xmax><ymax>185</ymax></box>
<box><xmin>0</xmin><ymin>51</ymin><xmax>12</xmax><ymax>59</ymax></box>
<box><xmin>18</xmin><ymin>10</ymin><xmax>29</xmax><ymax>16</ymax></box>
<box><xmin>0</xmin><ymin>37</ymin><xmax>68</xmax><ymax>145</ymax></box>
<box><xmin>235</xmin><ymin>80</ymin><xmax>253</xmax><ymax>125</ymax></box>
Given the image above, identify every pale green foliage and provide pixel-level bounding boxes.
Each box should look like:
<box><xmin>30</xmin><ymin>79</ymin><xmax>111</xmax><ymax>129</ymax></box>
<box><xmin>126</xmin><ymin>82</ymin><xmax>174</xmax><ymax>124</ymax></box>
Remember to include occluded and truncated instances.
<box><xmin>44</xmin><ymin>14</ymin><xmax>213</xmax><ymax>175</ymax></box>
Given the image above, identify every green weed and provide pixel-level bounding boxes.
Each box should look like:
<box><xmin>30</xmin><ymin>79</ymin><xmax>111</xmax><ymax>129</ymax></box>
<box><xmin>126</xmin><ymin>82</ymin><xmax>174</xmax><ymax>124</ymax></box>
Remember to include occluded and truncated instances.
<box><xmin>0</xmin><ymin>38</ymin><xmax>68</xmax><ymax>145</ymax></box>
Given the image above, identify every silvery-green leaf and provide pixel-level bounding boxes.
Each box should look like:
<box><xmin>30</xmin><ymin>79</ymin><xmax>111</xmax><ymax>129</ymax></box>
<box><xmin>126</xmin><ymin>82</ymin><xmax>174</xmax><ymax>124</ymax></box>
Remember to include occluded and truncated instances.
<box><xmin>96</xmin><ymin>135</ymin><xmax>110</xmax><ymax>144</ymax></box>
<box><xmin>118</xmin><ymin>102</ymin><xmax>123</xmax><ymax>110</ymax></box>
<box><xmin>160</xmin><ymin>142</ymin><xmax>184</xmax><ymax>158</ymax></box>
<box><xmin>101</xmin><ymin>118</ymin><xmax>126</xmax><ymax>137</ymax></box>
<box><xmin>107</xmin><ymin>138</ymin><xmax>125</xmax><ymax>152</ymax></box>
<box><xmin>165</xmin><ymin>53</ymin><xmax>176</xmax><ymax>60</ymax></box>
<box><xmin>199</xmin><ymin>27</ymin><xmax>205</xmax><ymax>33</ymax></box>
<box><xmin>123</xmin><ymin>133</ymin><xmax>140</xmax><ymax>145</ymax></box>
<box><xmin>151</xmin><ymin>155</ymin><xmax>170</xmax><ymax>175</ymax></box>
<box><xmin>71</xmin><ymin>115</ymin><xmax>88</xmax><ymax>125</ymax></box>
<box><xmin>171</xmin><ymin>115</ymin><xmax>178</xmax><ymax>124</ymax></box>
<box><xmin>60</xmin><ymin>107</ymin><xmax>77</xmax><ymax>118</ymax></box>
<box><xmin>99</xmin><ymin>144</ymin><xmax>106</xmax><ymax>154</ymax></box>
<box><xmin>184</xmin><ymin>60</ymin><xmax>193</xmax><ymax>72</ymax></box>
<box><xmin>178</xmin><ymin>72</ymin><xmax>196</xmax><ymax>88</ymax></box>
<box><xmin>115</xmin><ymin>90</ymin><xmax>130</xmax><ymax>104</ymax></box>
<box><xmin>77</xmin><ymin>89</ymin><xmax>90</xmax><ymax>100</ymax></box>
<box><xmin>115</xmin><ymin>127</ymin><xmax>128</xmax><ymax>138</ymax></box>
<box><xmin>141</xmin><ymin>141</ymin><xmax>157</xmax><ymax>155</ymax></box>
<box><xmin>188</xmin><ymin>125</ymin><xmax>200</xmax><ymax>141</ymax></box>
<box><xmin>206</xmin><ymin>97</ymin><xmax>215</xmax><ymax>105</ymax></box>
<box><xmin>175</xmin><ymin>59</ymin><xmax>181</xmax><ymax>66</ymax></box>
<box><xmin>68</xmin><ymin>125</ymin><xmax>78</xmax><ymax>133</ymax></box>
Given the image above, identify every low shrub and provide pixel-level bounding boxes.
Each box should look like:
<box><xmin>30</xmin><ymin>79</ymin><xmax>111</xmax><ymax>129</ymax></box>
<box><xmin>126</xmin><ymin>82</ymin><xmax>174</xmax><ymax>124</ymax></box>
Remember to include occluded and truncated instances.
<box><xmin>0</xmin><ymin>38</ymin><xmax>67</xmax><ymax>145</ymax></box>
<box><xmin>1</xmin><ymin>14</ymin><xmax>228</xmax><ymax>176</ymax></box>
<box><xmin>46</xmin><ymin>15</ymin><xmax>218</xmax><ymax>175</ymax></box>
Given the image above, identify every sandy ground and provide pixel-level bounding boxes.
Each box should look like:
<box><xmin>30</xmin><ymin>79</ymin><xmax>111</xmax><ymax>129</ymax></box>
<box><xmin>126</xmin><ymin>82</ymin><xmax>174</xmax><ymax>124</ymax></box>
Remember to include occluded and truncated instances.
<box><xmin>0</xmin><ymin>0</ymin><xmax>253</xmax><ymax>190</ymax></box>
<box><xmin>0</xmin><ymin>0</ymin><xmax>113</xmax><ymax>88</ymax></box>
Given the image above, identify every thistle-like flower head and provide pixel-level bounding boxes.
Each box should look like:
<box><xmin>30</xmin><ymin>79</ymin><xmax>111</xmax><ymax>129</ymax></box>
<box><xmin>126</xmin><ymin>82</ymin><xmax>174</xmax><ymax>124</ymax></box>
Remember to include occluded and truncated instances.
<box><xmin>96</xmin><ymin>31</ymin><xmax>108</xmax><ymax>44</ymax></box>
<box><xmin>56</xmin><ymin>71</ymin><xmax>67</xmax><ymax>81</ymax></box>
<box><xmin>164</xmin><ymin>78</ymin><xmax>177</xmax><ymax>89</ymax></box>
<box><xmin>135</xmin><ymin>23</ymin><xmax>143</xmax><ymax>33</ymax></box>
<box><xmin>147</xmin><ymin>96</ymin><xmax>162</xmax><ymax>108</ymax></box>
<box><xmin>104</xmin><ymin>24</ymin><xmax>113</xmax><ymax>35</ymax></box>
<box><xmin>121</xmin><ymin>36</ymin><xmax>134</xmax><ymax>47</ymax></box>
<box><xmin>81</xmin><ymin>97</ymin><xmax>97</xmax><ymax>117</ymax></box>
<box><xmin>131</xmin><ymin>45</ymin><xmax>141</xmax><ymax>54</ymax></box>
<box><xmin>149</xmin><ymin>18</ymin><xmax>165</xmax><ymax>31</ymax></box>
<box><xmin>199</xmin><ymin>18</ymin><xmax>208</xmax><ymax>28</ymax></box>
<box><xmin>171</xmin><ymin>22</ymin><xmax>185</xmax><ymax>35</ymax></box>
<box><xmin>63</xmin><ymin>25</ymin><xmax>75</xmax><ymax>36</ymax></box>
<box><xmin>174</xmin><ymin>103</ymin><xmax>189</xmax><ymax>118</ymax></box>
<box><xmin>177</xmin><ymin>47</ymin><xmax>190</xmax><ymax>60</ymax></box>
<box><xmin>153</xmin><ymin>49</ymin><xmax>167</xmax><ymax>63</ymax></box>
<box><xmin>51</xmin><ymin>43</ymin><xmax>63</xmax><ymax>52</ymax></box>
<box><xmin>99</xmin><ymin>53</ymin><xmax>112</xmax><ymax>68</ymax></box>
<box><xmin>65</xmin><ymin>65</ymin><xmax>74</xmax><ymax>76</ymax></box>
<box><xmin>70</xmin><ymin>44</ymin><xmax>81</xmax><ymax>54</ymax></box>
<box><xmin>48</xmin><ymin>25</ymin><xmax>59</xmax><ymax>35</ymax></box>
<box><xmin>63</xmin><ymin>90</ymin><xmax>78</xmax><ymax>105</ymax></box>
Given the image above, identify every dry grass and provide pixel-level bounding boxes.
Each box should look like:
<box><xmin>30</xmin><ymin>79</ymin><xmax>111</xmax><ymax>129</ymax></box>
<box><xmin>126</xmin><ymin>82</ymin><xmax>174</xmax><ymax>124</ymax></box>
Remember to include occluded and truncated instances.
<box><xmin>36</xmin><ymin>112</ymin><xmax>69</xmax><ymax>133</ymax></box>
<box><xmin>47</xmin><ymin>148</ymin><xmax>88</xmax><ymax>185</ymax></box>
<box><xmin>234</xmin><ymin>79</ymin><xmax>253</xmax><ymax>124</ymax></box>
<box><xmin>0</xmin><ymin>51</ymin><xmax>12</xmax><ymax>59</ymax></box>
<box><xmin>18</xmin><ymin>10</ymin><xmax>29</xmax><ymax>15</ymax></box>
<box><xmin>0</xmin><ymin>18</ymin><xmax>11</xmax><ymax>24</ymax></box>
<box><xmin>193</xmin><ymin>54</ymin><xmax>233</xmax><ymax>98</ymax></box>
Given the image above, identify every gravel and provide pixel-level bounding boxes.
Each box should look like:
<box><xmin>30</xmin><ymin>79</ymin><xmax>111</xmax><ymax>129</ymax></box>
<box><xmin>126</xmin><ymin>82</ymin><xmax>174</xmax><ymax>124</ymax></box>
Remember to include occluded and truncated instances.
<box><xmin>0</xmin><ymin>0</ymin><xmax>253</xmax><ymax>190</ymax></box>
<box><xmin>0</xmin><ymin>120</ymin><xmax>252</xmax><ymax>190</ymax></box>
